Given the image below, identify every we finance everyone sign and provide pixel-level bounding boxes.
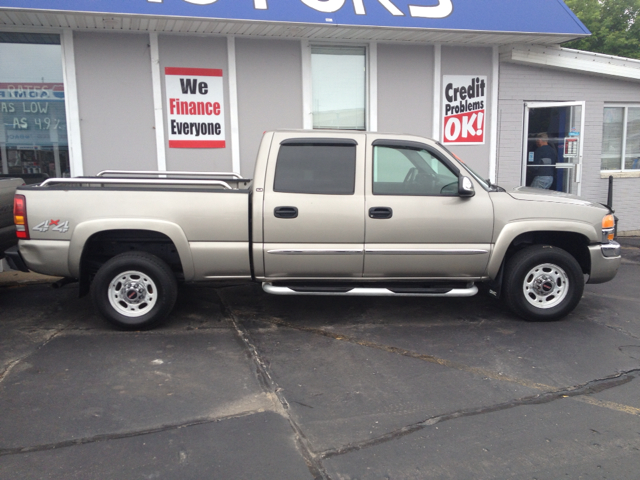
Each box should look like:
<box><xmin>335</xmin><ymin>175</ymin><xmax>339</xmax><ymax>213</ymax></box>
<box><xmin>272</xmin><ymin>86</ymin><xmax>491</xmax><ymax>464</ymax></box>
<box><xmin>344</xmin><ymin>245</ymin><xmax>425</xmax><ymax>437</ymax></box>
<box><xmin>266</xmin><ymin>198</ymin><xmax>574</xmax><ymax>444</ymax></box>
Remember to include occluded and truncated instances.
<box><xmin>442</xmin><ymin>75</ymin><xmax>486</xmax><ymax>145</ymax></box>
<box><xmin>165</xmin><ymin>67</ymin><xmax>225</xmax><ymax>148</ymax></box>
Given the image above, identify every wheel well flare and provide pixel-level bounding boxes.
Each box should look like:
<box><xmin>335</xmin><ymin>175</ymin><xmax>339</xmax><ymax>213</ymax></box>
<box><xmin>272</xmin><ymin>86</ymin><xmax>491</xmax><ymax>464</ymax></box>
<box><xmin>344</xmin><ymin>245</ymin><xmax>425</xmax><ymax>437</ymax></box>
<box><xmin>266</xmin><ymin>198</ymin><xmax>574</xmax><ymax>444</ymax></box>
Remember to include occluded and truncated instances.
<box><xmin>506</xmin><ymin>231</ymin><xmax>591</xmax><ymax>274</ymax></box>
<box><xmin>80</xmin><ymin>230</ymin><xmax>183</xmax><ymax>294</ymax></box>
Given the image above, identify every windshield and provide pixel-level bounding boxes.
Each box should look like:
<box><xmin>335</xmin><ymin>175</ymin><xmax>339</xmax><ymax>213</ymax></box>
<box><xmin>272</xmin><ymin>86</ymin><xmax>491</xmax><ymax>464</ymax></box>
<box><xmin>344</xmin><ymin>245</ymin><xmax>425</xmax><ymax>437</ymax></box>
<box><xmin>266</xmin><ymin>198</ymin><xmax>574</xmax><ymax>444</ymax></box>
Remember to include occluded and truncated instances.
<box><xmin>436</xmin><ymin>142</ymin><xmax>492</xmax><ymax>191</ymax></box>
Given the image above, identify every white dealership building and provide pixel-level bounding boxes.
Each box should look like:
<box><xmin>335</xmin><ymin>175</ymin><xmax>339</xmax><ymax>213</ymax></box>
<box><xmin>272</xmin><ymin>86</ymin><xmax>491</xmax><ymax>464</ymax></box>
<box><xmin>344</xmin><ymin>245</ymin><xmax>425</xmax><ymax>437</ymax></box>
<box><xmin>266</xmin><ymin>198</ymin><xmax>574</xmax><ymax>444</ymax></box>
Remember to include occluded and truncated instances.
<box><xmin>1</xmin><ymin>0</ymin><xmax>640</xmax><ymax>232</ymax></box>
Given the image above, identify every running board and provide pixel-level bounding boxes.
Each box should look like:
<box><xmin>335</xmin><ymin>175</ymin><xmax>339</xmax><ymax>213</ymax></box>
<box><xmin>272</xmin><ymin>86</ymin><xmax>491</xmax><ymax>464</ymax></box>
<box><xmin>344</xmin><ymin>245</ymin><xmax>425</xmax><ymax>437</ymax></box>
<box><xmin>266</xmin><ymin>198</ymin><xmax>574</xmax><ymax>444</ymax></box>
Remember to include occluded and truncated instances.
<box><xmin>262</xmin><ymin>283</ymin><xmax>478</xmax><ymax>297</ymax></box>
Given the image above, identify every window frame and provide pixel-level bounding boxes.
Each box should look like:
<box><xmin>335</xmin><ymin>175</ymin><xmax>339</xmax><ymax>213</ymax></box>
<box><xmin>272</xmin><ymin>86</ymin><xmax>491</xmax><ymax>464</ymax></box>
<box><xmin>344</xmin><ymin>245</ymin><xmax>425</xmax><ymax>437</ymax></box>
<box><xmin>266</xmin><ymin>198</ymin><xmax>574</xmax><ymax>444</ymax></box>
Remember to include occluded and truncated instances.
<box><xmin>273</xmin><ymin>139</ymin><xmax>358</xmax><ymax>196</ymax></box>
<box><xmin>371</xmin><ymin>140</ymin><xmax>461</xmax><ymax>197</ymax></box>
<box><xmin>0</xmin><ymin>34</ymin><xmax>72</xmax><ymax>177</ymax></box>
<box><xmin>304</xmin><ymin>42</ymin><xmax>370</xmax><ymax>131</ymax></box>
<box><xmin>601</xmin><ymin>103</ymin><xmax>640</xmax><ymax>172</ymax></box>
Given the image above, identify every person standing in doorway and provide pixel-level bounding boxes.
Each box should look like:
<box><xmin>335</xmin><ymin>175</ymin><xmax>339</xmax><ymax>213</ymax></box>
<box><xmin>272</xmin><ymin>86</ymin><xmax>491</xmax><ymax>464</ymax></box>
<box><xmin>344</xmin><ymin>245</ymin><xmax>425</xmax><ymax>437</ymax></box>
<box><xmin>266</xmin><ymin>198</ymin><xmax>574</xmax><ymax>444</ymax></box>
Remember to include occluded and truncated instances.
<box><xmin>530</xmin><ymin>133</ymin><xmax>557</xmax><ymax>189</ymax></box>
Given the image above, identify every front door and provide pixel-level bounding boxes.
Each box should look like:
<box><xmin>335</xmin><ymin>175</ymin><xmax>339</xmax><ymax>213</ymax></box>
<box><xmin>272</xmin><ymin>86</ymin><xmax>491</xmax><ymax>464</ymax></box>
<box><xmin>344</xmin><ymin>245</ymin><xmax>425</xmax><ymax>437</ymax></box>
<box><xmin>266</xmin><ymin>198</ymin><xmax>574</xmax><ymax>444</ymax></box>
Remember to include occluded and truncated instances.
<box><xmin>522</xmin><ymin>102</ymin><xmax>585</xmax><ymax>195</ymax></box>
<box><xmin>363</xmin><ymin>137</ymin><xmax>494</xmax><ymax>279</ymax></box>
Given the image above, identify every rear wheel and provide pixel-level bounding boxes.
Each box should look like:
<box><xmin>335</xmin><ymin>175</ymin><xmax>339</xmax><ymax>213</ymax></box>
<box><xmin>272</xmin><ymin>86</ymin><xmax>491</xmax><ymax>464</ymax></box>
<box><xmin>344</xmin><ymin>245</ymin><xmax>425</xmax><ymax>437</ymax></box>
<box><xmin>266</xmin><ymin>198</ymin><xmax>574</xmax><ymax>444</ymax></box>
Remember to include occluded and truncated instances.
<box><xmin>91</xmin><ymin>252</ymin><xmax>177</xmax><ymax>330</ymax></box>
<box><xmin>504</xmin><ymin>245</ymin><xmax>584</xmax><ymax>322</ymax></box>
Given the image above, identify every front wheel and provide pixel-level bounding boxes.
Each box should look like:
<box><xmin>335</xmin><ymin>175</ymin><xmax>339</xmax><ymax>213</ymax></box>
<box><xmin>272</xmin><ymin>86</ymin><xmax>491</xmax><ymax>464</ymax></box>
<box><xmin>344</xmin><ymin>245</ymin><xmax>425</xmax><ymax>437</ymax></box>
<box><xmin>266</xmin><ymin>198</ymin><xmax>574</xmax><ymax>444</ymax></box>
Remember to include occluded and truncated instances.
<box><xmin>91</xmin><ymin>252</ymin><xmax>178</xmax><ymax>330</ymax></box>
<box><xmin>503</xmin><ymin>245</ymin><xmax>584</xmax><ymax>322</ymax></box>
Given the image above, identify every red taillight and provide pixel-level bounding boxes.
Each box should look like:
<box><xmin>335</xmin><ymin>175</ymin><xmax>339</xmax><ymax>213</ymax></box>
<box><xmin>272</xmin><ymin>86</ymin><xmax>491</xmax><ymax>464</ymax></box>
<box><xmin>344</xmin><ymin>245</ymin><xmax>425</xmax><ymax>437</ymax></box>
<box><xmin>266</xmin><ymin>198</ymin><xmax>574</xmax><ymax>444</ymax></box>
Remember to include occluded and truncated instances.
<box><xmin>14</xmin><ymin>194</ymin><xmax>29</xmax><ymax>240</ymax></box>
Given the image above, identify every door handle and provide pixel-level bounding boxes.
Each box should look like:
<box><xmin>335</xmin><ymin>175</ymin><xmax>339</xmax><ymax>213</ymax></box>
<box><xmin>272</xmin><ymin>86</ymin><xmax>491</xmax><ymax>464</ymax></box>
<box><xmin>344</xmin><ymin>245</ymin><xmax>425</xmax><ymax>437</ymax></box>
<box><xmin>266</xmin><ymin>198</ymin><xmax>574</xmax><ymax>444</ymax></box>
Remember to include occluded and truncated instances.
<box><xmin>369</xmin><ymin>207</ymin><xmax>393</xmax><ymax>219</ymax></box>
<box><xmin>274</xmin><ymin>206</ymin><xmax>298</xmax><ymax>219</ymax></box>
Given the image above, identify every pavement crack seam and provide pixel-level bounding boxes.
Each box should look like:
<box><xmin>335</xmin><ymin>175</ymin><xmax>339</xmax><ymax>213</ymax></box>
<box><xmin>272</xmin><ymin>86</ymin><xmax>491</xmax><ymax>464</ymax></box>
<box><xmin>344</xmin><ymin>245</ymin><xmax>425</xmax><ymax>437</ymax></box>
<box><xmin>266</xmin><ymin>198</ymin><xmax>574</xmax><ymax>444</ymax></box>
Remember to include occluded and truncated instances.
<box><xmin>0</xmin><ymin>326</ymin><xmax>67</xmax><ymax>385</ymax></box>
<box><xmin>215</xmin><ymin>292</ymin><xmax>329</xmax><ymax>480</ymax></box>
<box><xmin>257</xmin><ymin>317</ymin><xmax>551</xmax><ymax>390</ymax></box>
<box><xmin>318</xmin><ymin>370</ymin><xmax>640</xmax><ymax>460</ymax></box>
<box><xmin>258</xmin><ymin>317</ymin><xmax>640</xmax><ymax>418</ymax></box>
<box><xmin>603</xmin><ymin>323</ymin><xmax>640</xmax><ymax>341</ymax></box>
<box><xmin>0</xmin><ymin>410</ymin><xmax>264</xmax><ymax>458</ymax></box>
<box><xmin>57</xmin><ymin>326</ymin><xmax>229</xmax><ymax>336</ymax></box>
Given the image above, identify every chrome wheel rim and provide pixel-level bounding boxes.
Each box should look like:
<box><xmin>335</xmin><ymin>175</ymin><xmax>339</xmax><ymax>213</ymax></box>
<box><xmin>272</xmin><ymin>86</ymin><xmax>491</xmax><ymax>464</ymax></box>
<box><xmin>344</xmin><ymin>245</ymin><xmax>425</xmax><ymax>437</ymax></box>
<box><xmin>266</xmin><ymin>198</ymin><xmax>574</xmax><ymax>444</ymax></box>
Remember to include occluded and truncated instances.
<box><xmin>108</xmin><ymin>270</ymin><xmax>158</xmax><ymax>317</ymax></box>
<box><xmin>522</xmin><ymin>263</ymin><xmax>569</xmax><ymax>309</ymax></box>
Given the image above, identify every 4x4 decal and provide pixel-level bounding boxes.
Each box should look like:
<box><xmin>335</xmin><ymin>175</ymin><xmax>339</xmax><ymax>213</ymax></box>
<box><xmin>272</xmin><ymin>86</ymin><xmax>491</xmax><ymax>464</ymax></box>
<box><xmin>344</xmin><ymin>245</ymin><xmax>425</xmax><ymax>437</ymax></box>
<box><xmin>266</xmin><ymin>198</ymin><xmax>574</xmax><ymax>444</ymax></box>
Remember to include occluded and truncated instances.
<box><xmin>33</xmin><ymin>219</ymin><xmax>70</xmax><ymax>233</ymax></box>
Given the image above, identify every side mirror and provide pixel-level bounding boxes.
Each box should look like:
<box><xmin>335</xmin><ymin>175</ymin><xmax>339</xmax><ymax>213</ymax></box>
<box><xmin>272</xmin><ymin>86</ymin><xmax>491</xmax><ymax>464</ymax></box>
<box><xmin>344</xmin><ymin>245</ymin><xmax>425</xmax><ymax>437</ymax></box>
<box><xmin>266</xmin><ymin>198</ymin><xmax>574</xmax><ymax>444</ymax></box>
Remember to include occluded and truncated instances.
<box><xmin>458</xmin><ymin>176</ymin><xmax>475</xmax><ymax>197</ymax></box>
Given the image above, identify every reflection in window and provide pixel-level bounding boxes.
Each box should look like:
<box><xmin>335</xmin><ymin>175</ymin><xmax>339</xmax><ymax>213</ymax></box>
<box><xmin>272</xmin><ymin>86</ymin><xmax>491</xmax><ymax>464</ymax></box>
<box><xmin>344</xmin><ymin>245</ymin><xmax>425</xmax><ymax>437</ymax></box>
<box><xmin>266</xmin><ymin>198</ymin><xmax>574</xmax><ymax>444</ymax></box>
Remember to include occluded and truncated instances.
<box><xmin>373</xmin><ymin>146</ymin><xmax>459</xmax><ymax>196</ymax></box>
<box><xmin>601</xmin><ymin>106</ymin><xmax>640</xmax><ymax>171</ymax></box>
<box><xmin>311</xmin><ymin>46</ymin><xmax>366</xmax><ymax>130</ymax></box>
<box><xmin>0</xmin><ymin>35</ymin><xmax>69</xmax><ymax>178</ymax></box>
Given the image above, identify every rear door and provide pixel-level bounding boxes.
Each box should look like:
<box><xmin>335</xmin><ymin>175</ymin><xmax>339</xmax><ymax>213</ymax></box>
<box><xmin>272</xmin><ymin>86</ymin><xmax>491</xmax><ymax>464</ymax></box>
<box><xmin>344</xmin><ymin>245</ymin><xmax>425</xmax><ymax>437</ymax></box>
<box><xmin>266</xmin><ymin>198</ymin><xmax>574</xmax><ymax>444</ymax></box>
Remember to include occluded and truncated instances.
<box><xmin>363</xmin><ymin>136</ymin><xmax>494</xmax><ymax>279</ymax></box>
<box><xmin>262</xmin><ymin>132</ymin><xmax>366</xmax><ymax>279</ymax></box>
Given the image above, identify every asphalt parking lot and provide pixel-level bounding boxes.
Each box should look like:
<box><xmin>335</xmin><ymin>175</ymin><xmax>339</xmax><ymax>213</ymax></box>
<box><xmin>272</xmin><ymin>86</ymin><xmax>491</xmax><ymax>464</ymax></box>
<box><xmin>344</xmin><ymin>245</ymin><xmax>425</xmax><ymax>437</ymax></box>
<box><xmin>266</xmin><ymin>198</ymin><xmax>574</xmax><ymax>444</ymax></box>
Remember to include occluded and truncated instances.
<box><xmin>1</xmin><ymin>241</ymin><xmax>639</xmax><ymax>479</ymax></box>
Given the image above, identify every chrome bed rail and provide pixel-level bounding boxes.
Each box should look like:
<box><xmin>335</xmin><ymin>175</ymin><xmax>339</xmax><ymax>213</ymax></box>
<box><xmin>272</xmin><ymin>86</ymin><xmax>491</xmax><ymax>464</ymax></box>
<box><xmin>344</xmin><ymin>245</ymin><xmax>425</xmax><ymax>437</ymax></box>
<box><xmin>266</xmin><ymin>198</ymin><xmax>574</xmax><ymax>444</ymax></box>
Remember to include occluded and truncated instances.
<box><xmin>37</xmin><ymin>177</ymin><xmax>233</xmax><ymax>189</ymax></box>
<box><xmin>96</xmin><ymin>170</ymin><xmax>243</xmax><ymax>179</ymax></box>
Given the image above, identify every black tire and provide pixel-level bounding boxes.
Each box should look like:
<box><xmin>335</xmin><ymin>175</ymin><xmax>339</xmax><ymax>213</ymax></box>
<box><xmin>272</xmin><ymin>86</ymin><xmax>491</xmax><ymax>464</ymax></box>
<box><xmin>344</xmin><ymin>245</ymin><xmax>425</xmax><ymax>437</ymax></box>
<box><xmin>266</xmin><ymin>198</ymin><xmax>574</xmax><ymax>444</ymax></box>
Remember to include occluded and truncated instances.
<box><xmin>90</xmin><ymin>252</ymin><xmax>177</xmax><ymax>330</ymax></box>
<box><xmin>503</xmin><ymin>245</ymin><xmax>584</xmax><ymax>322</ymax></box>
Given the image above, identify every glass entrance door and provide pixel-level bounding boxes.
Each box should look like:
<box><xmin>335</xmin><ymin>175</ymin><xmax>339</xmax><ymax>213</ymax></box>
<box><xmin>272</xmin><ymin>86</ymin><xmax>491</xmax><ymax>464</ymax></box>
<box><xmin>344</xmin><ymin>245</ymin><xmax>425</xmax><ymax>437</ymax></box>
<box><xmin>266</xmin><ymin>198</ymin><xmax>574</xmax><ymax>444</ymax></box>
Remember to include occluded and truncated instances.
<box><xmin>522</xmin><ymin>102</ymin><xmax>585</xmax><ymax>195</ymax></box>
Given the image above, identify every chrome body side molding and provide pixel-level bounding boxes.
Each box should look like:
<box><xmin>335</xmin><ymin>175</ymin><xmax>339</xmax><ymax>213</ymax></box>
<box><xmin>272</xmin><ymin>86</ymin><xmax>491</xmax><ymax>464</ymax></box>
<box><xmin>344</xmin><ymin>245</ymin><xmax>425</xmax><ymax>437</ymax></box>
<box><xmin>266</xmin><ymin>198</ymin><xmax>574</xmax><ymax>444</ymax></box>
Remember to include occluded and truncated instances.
<box><xmin>365</xmin><ymin>249</ymin><xmax>488</xmax><ymax>255</ymax></box>
<box><xmin>266</xmin><ymin>249</ymin><xmax>488</xmax><ymax>256</ymax></box>
<box><xmin>267</xmin><ymin>249</ymin><xmax>363</xmax><ymax>255</ymax></box>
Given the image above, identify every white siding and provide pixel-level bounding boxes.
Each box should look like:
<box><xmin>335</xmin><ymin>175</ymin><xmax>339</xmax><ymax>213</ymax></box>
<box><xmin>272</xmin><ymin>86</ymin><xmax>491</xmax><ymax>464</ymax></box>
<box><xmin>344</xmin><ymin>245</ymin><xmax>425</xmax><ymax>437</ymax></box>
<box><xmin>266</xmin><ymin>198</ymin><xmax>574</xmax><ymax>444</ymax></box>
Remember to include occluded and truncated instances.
<box><xmin>498</xmin><ymin>62</ymin><xmax>640</xmax><ymax>233</ymax></box>
<box><xmin>235</xmin><ymin>38</ymin><xmax>303</xmax><ymax>177</ymax></box>
<box><xmin>158</xmin><ymin>35</ymin><xmax>233</xmax><ymax>172</ymax></box>
<box><xmin>442</xmin><ymin>46</ymin><xmax>494</xmax><ymax>177</ymax></box>
<box><xmin>74</xmin><ymin>32</ymin><xmax>157</xmax><ymax>174</ymax></box>
<box><xmin>377</xmin><ymin>43</ymin><xmax>434</xmax><ymax>137</ymax></box>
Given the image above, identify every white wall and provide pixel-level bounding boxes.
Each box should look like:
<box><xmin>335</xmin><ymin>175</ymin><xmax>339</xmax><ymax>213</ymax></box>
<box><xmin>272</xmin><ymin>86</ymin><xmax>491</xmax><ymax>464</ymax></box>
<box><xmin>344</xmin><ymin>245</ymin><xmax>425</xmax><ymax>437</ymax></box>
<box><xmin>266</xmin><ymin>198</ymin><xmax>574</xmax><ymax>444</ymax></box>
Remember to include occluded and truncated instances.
<box><xmin>235</xmin><ymin>38</ymin><xmax>304</xmax><ymax>177</ymax></box>
<box><xmin>71</xmin><ymin>33</ymin><xmax>498</xmax><ymax>196</ymax></box>
<box><xmin>441</xmin><ymin>46</ymin><xmax>495</xmax><ymax>177</ymax></box>
<box><xmin>498</xmin><ymin>61</ymin><xmax>640</xmax><ymax>232</ymax></box>
<box><xmin>74</xmin><ymin>32</ymin><xmax>157</xmax><ymax>174</ymax></box>
<box><xmin>158</xmin><ymin>35</ymin><xmax>233</xmax><ymax>172</ymax></box>
<box><xmin>377</xmin><ymin>43</ymin><xmax>434</xmax><ymax>137</ymax></box>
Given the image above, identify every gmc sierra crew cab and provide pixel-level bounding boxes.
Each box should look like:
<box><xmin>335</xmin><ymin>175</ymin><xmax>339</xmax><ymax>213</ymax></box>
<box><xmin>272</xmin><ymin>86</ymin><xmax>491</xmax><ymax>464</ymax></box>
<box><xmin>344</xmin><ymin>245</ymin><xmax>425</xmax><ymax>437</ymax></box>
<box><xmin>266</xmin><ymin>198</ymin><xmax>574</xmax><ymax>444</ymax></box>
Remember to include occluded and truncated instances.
<box><xmin>5</xmin><ymin>130</ymin><xmax>621</xmax><ymax>329</ymax></box>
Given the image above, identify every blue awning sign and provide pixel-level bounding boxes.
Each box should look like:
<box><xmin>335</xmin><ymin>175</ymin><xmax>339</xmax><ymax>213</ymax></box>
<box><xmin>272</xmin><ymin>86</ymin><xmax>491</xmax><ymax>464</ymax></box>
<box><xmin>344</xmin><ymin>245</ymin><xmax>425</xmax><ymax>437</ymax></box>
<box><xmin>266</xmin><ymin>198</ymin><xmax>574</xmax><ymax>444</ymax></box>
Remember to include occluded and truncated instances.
<box><xmin>0</xmin><ymin>0</ymin><xmax>590</xmax><ymax>35</ymax></box>
<box><xmin>149</xmin><ymin>0</ymin><xmax>453</xmax><ymax>17</ymax></box>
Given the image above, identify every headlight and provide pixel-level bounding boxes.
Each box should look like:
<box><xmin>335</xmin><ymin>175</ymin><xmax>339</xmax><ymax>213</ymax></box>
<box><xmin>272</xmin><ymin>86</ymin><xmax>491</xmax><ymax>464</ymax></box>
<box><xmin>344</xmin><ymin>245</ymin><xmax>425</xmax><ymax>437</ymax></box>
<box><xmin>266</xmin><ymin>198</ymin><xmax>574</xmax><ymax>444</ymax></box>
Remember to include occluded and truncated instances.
<box><xmin>602</xmin><ymin>214</ymin><xmax>615</xmax><ymax>243</ymax></box>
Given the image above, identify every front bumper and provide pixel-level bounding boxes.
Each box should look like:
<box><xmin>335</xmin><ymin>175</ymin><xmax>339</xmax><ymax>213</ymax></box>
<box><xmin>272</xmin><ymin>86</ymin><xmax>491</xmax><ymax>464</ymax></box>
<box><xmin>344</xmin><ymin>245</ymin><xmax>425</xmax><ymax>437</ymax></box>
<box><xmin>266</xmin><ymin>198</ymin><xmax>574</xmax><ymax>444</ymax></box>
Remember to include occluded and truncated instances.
<box><xmin>587</xmin><ymin>241</ymin><xmax>621</xmax><ymax>284</ymax></box>
<box><xmin>3</xmin><ymin>245</ymin><xmax>30</xmax><ymax>272</ymax></box>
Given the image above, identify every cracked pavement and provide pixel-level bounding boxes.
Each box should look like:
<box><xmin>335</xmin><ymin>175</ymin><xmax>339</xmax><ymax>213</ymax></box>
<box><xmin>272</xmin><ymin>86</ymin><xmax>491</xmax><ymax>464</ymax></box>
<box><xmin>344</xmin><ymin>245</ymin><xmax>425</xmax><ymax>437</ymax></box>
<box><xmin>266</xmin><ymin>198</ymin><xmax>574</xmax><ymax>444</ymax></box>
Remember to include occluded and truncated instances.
<box><xmin>1</xmin><ymin>243</ymin><xmax>640</xmax><ymax>479</ymax></box>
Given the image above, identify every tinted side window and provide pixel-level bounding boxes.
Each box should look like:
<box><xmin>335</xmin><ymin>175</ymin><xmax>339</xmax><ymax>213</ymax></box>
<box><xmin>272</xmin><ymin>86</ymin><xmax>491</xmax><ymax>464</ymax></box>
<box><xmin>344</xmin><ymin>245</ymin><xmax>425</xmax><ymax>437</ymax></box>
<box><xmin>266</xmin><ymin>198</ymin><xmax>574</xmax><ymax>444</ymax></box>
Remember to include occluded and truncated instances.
<box><xmin>274</xmin><ymin>144</ymin><xmax>356</xmax><ymax>195</ymax></box>
<box><xmin>373</xmin><ymin>146</ymin><xmax>459</xmax><ymax>196</ymax></box>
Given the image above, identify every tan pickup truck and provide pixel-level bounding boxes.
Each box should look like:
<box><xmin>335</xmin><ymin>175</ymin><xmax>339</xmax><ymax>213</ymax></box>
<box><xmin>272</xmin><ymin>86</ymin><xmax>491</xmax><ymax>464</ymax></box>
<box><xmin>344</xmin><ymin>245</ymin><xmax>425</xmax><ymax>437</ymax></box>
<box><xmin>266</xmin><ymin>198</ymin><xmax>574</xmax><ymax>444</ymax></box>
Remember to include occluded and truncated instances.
<box><xmin>5</xmin><ymin>130</ymin><xmax>621</xmax><ymax>329</ymax></box>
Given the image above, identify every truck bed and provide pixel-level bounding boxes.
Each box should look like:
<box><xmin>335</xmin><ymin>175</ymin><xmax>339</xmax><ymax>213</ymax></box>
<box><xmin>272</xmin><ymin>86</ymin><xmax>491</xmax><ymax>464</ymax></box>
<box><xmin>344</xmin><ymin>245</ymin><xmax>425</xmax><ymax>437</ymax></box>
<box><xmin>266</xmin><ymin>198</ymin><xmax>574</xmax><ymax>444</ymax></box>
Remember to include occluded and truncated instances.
<box><xmin>16</xmin><ymin>172</ymin><xmax>253</xmax><ymax>281</ymax></box>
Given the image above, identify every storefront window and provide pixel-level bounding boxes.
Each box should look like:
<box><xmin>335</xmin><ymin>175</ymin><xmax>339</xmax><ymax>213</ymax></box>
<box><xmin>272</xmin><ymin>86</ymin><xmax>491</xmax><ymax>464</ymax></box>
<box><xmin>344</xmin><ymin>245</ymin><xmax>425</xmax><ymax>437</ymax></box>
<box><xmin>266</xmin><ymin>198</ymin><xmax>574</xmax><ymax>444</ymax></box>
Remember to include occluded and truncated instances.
<box><xmin>625</xmin><ymin>108</ymin><xmax>640</xmax><ymax>170</ymax></box>
<box><xmin>311</xmin><ymin>46</ymin><xmax>366</xmax><ymax>130</ymax></box>
<box><xmin>601</xmin><ymin>106</ymin><xmax>640</xmax><ymax>171</ymax></box>
<box><xmin>0</xmin><ymin>34</ymin><xmax>69</xmax><ymax>178</ymax></box>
